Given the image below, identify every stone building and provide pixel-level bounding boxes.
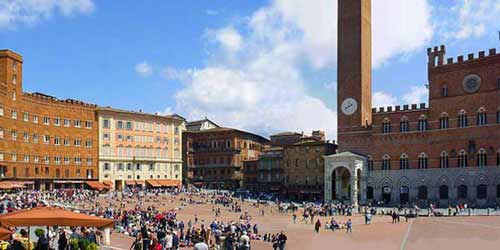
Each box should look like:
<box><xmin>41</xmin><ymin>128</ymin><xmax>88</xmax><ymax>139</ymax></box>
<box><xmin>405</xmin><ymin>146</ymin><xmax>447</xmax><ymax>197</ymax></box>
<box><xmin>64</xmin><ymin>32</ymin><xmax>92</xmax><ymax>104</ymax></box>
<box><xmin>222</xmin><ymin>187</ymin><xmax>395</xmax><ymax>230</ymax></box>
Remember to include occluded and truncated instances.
<box><xmin>184</xmin><ymin>126</ymin><xmax>269</xmax><ymax>189</ymax></box>
<box><xmin>284</xmin><ymin>139</ymin><xmax>336</xmax><ymax>201</ymax></box>
<box><xmin>242</xmin><ymin>159</ymin><xmax>258</xmax><ymax>191</ymax></box>
<box><xmin>256</xmin><ymin>147</ymin><xmax>284</xmax><ymax>193</ymax></box>
<box><xmin>97</xmin><ymin>107</ymin><xmax>184</xmax><ymax>190</ymax></box>
<box><xmin>325</xmin><ymin>0</ymin><xmax>500</xmax><ymax>207</ymax></box>
<box><xmin>0</xmin><ymin>50</ymin><xmax>98</xmax><ymax>190</ymax></box>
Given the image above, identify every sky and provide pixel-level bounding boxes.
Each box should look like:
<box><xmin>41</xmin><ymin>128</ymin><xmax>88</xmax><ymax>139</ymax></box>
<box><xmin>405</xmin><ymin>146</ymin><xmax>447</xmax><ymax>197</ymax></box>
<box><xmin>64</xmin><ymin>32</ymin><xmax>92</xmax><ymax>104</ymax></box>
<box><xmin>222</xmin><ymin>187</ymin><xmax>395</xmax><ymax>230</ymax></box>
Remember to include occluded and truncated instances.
<box><xmin>1</xmin><ymin>0</ymin><xmax>500</xmax><ymax>139</ymax></box>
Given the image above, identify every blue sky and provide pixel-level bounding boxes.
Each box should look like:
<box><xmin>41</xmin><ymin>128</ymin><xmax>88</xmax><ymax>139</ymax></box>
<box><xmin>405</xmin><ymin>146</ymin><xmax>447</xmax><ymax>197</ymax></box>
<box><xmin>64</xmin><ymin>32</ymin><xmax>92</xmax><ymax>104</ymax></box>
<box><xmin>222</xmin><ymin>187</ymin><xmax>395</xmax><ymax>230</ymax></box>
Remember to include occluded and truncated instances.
<box><xmin>1</xmin><ymin>0</ymin><xmax>499</xmax><ymax>139</ymax></box>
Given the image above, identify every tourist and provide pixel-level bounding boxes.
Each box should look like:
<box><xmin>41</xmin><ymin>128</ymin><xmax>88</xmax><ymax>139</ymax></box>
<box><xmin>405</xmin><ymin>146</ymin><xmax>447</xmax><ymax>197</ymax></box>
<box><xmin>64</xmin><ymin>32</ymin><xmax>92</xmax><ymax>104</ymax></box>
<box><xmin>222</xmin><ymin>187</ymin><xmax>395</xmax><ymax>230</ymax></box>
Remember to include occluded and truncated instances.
<box><xmin>57</xmin><ymin>230</ymin><xmax>68</xmax><ymax>250</ymax></box>
<box><xmin>277</xmin><ymin>231</ymin><xmax>287</xmax><ymax>250</ymax></box>
<box><xmin>314</xmin><ymin>219</ymin><xmax>321</xmax><ymax>233</ymax></box>
<box><xmin>193</xmin><ymin>239</ymin><xmax>209</xmax><ymax>250</ymax></box>
<box><xmin>346</xmin><ymin>219</ymin><xmax>352</xmax><ymax>234</ymax></box>
<box><xmin>239</xmin><ymin>231</ymin><xmax>251</xmax><ymax>250</ymax></box>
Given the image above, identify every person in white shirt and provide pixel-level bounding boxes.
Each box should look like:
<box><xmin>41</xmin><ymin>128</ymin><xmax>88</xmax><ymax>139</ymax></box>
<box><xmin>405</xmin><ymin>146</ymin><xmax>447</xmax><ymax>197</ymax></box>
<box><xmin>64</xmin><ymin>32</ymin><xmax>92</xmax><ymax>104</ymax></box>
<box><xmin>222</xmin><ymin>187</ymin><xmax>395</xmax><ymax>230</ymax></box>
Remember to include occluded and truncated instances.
<box><xmin>239</xmin><ymin>231</ymin><xmax>251</xmax><ymax>250</ymax></box>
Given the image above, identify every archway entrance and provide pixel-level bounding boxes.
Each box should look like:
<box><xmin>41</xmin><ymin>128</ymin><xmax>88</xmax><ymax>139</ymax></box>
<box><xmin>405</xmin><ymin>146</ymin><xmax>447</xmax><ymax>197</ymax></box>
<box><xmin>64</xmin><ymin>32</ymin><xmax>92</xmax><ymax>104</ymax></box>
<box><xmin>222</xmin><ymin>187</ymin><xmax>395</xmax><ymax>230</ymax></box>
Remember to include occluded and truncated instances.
<box><xmin>332</xmin><ymin>167</ymin><xmax>352</xmax><ymax>201</ymax></box>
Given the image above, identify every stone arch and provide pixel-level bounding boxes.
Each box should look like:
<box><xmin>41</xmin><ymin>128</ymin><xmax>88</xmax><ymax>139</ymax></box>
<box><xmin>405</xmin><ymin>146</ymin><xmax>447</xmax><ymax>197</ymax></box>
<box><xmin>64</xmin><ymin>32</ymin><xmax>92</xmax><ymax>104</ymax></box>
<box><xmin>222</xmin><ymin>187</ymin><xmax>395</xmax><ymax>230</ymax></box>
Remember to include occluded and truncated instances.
<box><xmin>398</xmin><ymin>176</ymin><xmax>410</xmax><ymax>188</ymax></box>
<box><xmin>412</xmin><ymin>176</ymin><xmax>430</xmax><ymax>188</ymax></box>
<box><xmin>473</xmin><ymin>174</ymin><xmax>489</xmax><ymax>186</ymax></box>
<box><xmin>455</xmin><ymin>175</ymin><xmax>471</xmax><ymax>187</ymax></box>
<box><xmin>377</xmin><ymin>177</ymin><xmax>394</xmax><ymax>189</ymax></box>
<box><xmin>435</xmin><ymin>175</ymin><xmax>451</xmax><ymax>187</ymax></box>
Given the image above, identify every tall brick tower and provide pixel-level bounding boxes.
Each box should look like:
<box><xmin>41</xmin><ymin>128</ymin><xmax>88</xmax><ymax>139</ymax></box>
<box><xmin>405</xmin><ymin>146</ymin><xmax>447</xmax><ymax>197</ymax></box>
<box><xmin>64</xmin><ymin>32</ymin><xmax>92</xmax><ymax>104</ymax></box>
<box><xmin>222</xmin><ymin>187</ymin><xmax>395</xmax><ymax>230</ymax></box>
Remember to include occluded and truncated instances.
<box><xmin>337</xmin><ymin>0</ymin><xmax>372</xmax><ymax>143</ymax></box>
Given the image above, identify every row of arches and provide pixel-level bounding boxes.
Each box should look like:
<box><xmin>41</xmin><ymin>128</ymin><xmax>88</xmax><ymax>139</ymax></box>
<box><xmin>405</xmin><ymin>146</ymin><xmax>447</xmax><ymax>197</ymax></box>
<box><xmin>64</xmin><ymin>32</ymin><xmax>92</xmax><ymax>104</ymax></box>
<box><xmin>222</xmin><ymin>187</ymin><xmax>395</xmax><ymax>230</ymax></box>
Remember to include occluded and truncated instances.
<box><xmin>366</xmin><ymin>184</ymin><xmax>497</xmax><ymax>203</ymax></box>
<box><xmin>367</xmin><ymin>148</ymin><xmax>500</xmax><ymax>170</ymax></box>
<box><xmin>381</xmin><ymin>108</ymin><xmax>500</xmax><ymax>133</ymax></box>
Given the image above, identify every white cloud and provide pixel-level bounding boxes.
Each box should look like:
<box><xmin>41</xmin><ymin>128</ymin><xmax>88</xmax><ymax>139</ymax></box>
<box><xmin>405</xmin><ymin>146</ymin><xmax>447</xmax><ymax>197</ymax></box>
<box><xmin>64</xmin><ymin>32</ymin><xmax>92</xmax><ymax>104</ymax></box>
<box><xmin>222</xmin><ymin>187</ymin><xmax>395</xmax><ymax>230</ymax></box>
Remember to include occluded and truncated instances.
<box><xmin>439</xmin><ymin>0</ymin><xmax>500</xmax><ymax>40</ymax></box>
<box><xmin>135</xmin><ymin>61</ymin><xmax>153</xmax><ymax>77</ymax></box>
<box><xmin>0</xmin><ymin>0</ymin><xmax>94</xmax><ymax>29</ymax></box>
<box><xmin>401</xmin><ymin>86</ymin><xmax>428</xmax><ymax>105</ymax></box>
<box><xmin>166</xmin><ymin>0</ymin><xmax>435</xmax><ymax>139</ymax></box>
<box><xmin>373</xmin><ymin>85</ymin><xmax>428</xmax><ymax>108</ymax></box>
<box><xmin>210</xmin><ymin>27</ymin><xmax>243</xmax><ymax>52</ymax></box>
<box><xmin>372</xmin><ymin>91</ymin><xmax>398</xmax><ymax>108</ymax></box>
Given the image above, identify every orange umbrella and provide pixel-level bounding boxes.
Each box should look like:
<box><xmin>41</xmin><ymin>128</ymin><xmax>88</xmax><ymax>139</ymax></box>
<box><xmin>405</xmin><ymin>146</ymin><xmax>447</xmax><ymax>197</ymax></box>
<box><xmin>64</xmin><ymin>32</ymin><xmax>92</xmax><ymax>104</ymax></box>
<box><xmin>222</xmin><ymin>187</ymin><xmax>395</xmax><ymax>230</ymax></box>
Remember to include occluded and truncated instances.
<box><xmin>0</xmin><ymin>227</ymin><xmax>11</xmax><ymax>240</ymax></box>
<box><xmin>0</xmin><ymin>207</ymin><xmax>114</xmax><ymax>228</ymax></box>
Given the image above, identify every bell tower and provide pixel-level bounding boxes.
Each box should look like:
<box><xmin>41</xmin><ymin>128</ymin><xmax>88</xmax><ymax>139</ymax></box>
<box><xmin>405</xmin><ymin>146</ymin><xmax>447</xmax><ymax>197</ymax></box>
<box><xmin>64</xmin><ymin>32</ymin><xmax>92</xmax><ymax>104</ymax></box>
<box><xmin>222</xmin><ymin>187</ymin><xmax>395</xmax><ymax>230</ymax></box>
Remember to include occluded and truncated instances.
<box><xmin>337</xmin><ymin>0</ymin><xmax>372</xmax><ymax>137</ymax></box>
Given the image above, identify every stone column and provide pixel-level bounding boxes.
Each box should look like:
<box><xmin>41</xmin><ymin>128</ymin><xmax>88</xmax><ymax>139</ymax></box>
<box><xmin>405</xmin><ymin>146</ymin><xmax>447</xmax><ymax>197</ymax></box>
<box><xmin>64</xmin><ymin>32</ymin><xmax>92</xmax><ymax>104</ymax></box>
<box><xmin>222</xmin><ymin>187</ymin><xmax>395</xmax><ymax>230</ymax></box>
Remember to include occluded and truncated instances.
<box><xmin>350</xmin><ymin>171</ymin><xmax>358</xmax><ymax>207</ymax></box>
<box><xmin>335</xmin><ymin>174</ymin><xmax>342</xmax><ymax>200</ymax></box>
<box><xmin>324</xmin><ymin>175</ymin><xmax>332</xmax><ymax>202</ymax></box>
<box><xmin>103</xmin><ymin>228</ymin><xmax>111</xmax><ymax>245</ymax></box>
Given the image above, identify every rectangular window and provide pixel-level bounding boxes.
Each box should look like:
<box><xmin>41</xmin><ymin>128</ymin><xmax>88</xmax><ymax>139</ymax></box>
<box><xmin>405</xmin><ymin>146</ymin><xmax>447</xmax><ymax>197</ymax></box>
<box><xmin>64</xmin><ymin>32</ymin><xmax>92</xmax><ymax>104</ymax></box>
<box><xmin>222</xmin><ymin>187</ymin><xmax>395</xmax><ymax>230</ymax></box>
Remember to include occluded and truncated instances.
<box><xmin>75</xmin><ymin>156</ymin><xmax>82</xmax><ymax>165</ymax></box>
<box><xmin>11</xmin><ymin>153</ymin><xmax>17</xmax><ymax>162</ymax></box>
<box><xmin>104</xmin><ymin>163</ymin><xmax>110</xmax><ymax>171</ymax></box>
<box><xmin>43</xmin><ymin>116</ymin><xmax>50</xmax><ymax>125</ymax></box>
<box><xmin>44</xmin><ymin>155</ymin><xmax>49</xmax><ymax>164</ymax></box>
<box><xmin>54</xmin><ymin>117</ymin><xmax>60</xmax><ymax>126</ymax></box>
<box><xmin>23</xmin><ymin>112</ymin><xmax>29</xmax><ymax>121</ymax></box>
<box><xmin>126</xmin><ymin>121</ymin><xmax>132</xmax><ymax>130</ymax></box>
<box><xmin>32</xmin><ymin>134</ymin><xmax>38</xmax><ymax>143</ymax></box>
<box><xmin>11</xmin><ymin>130</ymin><xmax>17</xmax><ymax>140</ymax></box>
<box><xmin>116</xmin><ymin>121</ymin><xmax>123</xmax><ymax>129</ymax></box>
<box><xmin>34</xmin><ymin>156</ymin><xmax>39</xmax><ymax>163</ymax></box>
<box><xmin>23</xmin><ymin>155</ymin><xmax>29</xmax><ymax>163</ymax></box>
<box><xmin>0</xmin><ymin>128</ymin><xmax>3</xmax><ymax>139</ymax></box>
<box><xmin>74</xmin><ymin>138</ymin><xmax>81</xmax><ymax>147</ymax></box>
<box><xmin>86</xmin><ymin>158</ymin><xmax>93</xmax><ymax>166</ymax></box>
<box><xmin>64</xmin><ymin>137</ymin><xmax>70</xmax><ymax>146</ymax></box>
<box><xmin>54</xmin><ymin>136</ymin><xmax>60</xmax><ymax>145</ymax></box>
<box><xmin>54</xmin><ymin>156</ymin><xmax>61</xmax><ymax>165</ymax></box>
<box><xmin>74</xmin><ymin>120</ymin><xmax>81</xmax><ymax>128</ymax></box>
<box><xmin>85</xmin><ymin>139</ymin><xmax>93</xmax><ymax>147</ymax></box>
<box><xmin>85</xmin><ymin>120</ymin><xmax>93</xmax><ymax>128</ymax></box>
<box><xmin>64</xmin><ymin>156</ymin><xmax>70</xmax><ymax>165</ymax></box>
<box><xmin>0</xmin><ymin>153</ymin><xmax>3</xmax><ymax>161</ymax></box>
<box><xmin>43</xmin><ymin>135</ymin><xmax>50</xmax><ymax>144</ymax></box>
<box><xmin>0</xmin><ymin>106</ymin><xmax>3</xmax><ymax>116</ymax></box>
<box><xmin>23</xmin><ymin>132</ymin><xmax>29</xmax><ymax>142</ymax></box>
<box><xmin>11</xmin><ymin>110</ymin><xmax>17</xmax><ymax>119</ymax></box>
<box><xmin>64</xmin><ymin>119</ymin><xmax>70</xmax><ymax>127</ymax></box>
<box><xmin>103</xmin><ymin>133</ymin><xmax>109</xmax><ymax>140</ymax></box>
<box><xmin>33</xmin><ymin>115</ymin><xmax>38</xmax><ymax>123</ymax></box>
<box><xmin>103</xmin><ymin>119</ymin><xmax>110</xmax><ymax>128</ymax></box>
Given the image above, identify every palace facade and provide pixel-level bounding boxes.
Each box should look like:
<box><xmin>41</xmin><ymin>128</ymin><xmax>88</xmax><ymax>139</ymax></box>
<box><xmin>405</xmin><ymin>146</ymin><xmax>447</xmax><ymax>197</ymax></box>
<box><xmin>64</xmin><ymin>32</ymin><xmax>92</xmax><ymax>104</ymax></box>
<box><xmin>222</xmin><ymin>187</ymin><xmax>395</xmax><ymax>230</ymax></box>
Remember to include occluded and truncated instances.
<box><xmin>97</xmin><ymin>107</ymin><xmax>184</xmax><ymax>190</ymax></box>
<box><xmin>0</xmin><ymin>50</ymin><xmax>98</xmax><ymax>190</ymax></box>
<box><xmin>325</xmin><ymin>0</ymin><xmax>500</xmax><ymax>207</ymax></box>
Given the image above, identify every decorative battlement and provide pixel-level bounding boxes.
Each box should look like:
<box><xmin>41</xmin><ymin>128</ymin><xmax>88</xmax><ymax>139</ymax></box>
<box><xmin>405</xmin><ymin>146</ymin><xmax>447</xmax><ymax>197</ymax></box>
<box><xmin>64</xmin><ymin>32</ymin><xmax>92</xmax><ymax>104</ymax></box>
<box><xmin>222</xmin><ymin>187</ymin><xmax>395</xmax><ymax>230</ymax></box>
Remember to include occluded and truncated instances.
<box><xmin>428</xmin><ymin>44</ymin><xmax>498</xmax><ymax>68</ymax></box>
<box><xmin>372</xmin><ymin>103</ymin><xmax>427</xmax><ymax>114</ymax></box>
<box><xmin>24</xmin><ymin>92</ymin><xmax>97</xmax><ymax>108</ymax></box>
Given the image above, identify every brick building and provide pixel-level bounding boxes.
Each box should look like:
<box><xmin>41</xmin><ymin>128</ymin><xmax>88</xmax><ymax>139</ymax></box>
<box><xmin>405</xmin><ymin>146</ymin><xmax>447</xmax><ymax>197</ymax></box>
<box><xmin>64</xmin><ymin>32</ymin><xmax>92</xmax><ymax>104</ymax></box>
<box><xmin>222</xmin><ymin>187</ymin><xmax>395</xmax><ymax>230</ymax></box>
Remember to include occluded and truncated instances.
<box><xmin>284</xmin><ymin>139</ymin><xmax>336</xmax><ymax>201</ymax></box>
<box><xmin>0</xmin><ymin>50</ymin><xmax>98</xmax><ymax>190</ymax></box>
<box><xmin>256</xmin><ymin>147</ymin><xmax>284</xmax><ymax>193</ymax></box>
<box><xmin>184</xmin><ymin>126</ymin><xmax>269</xmax><ymax>189</ymax></box>
<box><xmin>97</xmin><ymin>107</ymin><xmax>184</xmax><ymax>190</ymax></box>
<box><xmin>325</xmin><ymin>0</ymin><xmax>500</xmax><ymax>207</ymax></box>
<box><xmin>242</xmin><ymin>159</ymin><xmax>258</xmax><ymax>191</ymax></box>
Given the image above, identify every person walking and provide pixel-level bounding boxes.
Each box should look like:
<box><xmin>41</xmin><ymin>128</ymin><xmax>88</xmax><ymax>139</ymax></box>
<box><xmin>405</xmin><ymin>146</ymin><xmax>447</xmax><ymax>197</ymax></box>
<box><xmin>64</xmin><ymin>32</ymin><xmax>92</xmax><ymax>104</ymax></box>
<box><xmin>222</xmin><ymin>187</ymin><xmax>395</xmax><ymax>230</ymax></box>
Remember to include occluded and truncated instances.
<box><xmin>278</xmin><ymin>231</ymin><xmax>287</xmax><ymax>250</ymax></box>
<box><xmin>346</xmin><ymin>219</ymin><xmax>352</xmax><ymax>234</ymax></box>
<box><xmin>314</xmin><ymin>219</ymin><xmax>321</xmax><ymax>233</ymax></box>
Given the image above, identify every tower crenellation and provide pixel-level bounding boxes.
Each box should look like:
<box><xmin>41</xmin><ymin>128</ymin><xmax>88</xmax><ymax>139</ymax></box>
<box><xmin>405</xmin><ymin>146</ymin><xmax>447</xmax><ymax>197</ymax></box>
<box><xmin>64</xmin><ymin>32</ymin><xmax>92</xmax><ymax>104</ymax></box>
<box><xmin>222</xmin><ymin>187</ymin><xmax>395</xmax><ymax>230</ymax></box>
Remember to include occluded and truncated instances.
<box><xmin>429</xmin><ymin>46</ymin><xmax>499</xmax><ymax>69</ymax></box>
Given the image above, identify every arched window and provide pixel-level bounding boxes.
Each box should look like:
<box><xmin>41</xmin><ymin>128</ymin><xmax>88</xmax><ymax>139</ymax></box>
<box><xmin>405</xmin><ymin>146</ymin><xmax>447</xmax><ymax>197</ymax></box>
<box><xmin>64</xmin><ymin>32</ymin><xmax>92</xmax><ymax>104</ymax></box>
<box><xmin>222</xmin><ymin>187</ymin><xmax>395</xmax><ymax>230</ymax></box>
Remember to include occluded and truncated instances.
<box><xmin>418</xmin><ymin>186</ymin><xmax>428</xmax><ymax>200</ymax></box>
<box><xmin>439</xmin><ymin>113</ymin><xmax>449</xmax><ymax>129</ymax></box>
<box><xmin>458</xmin><ymin>150</ymin><xmax>468</xmax><ymax>167</ymax></box>
<box><xmin>497</xmin><ymin>149</ymin><xmax>500</xmax><ymax>166</ymax></box>
<box><xmin>477</xmin><ymin>184</ymin><xmax>487</xmax><ymax>199</ymax></box>
<box><xmin>442</xmin><ymin>85</ymin><xmax>448</xmax><ymax>97</ymax></box>
<box><xmin>440</xmin><ymin>151</ymin><xmax>449</xmax><ymax>168</ymax></box>
<box><xmin>477</xmin><ymin>148</ymin><xmax>487</xmax><ymax>167</ymax></box>
<box><xmin>476</xmin><ymin>107</ymin><xmax>487</xmax><ymax>126</ymax></box>
<box><xmin>400</xmin><ymin>116</ymin><xmax>409</xmax><ymax>132</ymax></box>
<box><xmin>382</xmin><ymin>154</ymin><xmax>391</xmax><ymax>170</ymax></box>
<box><xmin>418</xmin><ymin>115</ymin><xmax>428</xmax><ymax>131</ymax></box>
<box><xmin>366</xmin><ymin>186</ymin><xmax>374</xmax><ymax>199</ymax></box>
<box><xmin>458</xmin><ymin>110</ymin><xmax>468</xmax><ymax>128</ymax></box>
<box><xmin>399</xmin><ymin>153</ymin><xmax>409</xmax><ymax>169</ymax></box>
<box><xmin>497</xmin><ymin>109</ymin><xmax>500</xmax><ymax>124</ymax></box>
<box><xmin>439</xmin><ymin>185</ymin><xmax>449</xmax><ymax>199</ymax></box>
<box><xmin>418</xmin><ymin>153</ymin><xmax>428</xmax><ymax>169</ymax></box>
<box><xmin>457</xmin><ymin>185</ymin><xmax>468</xmax><ymax>199</ymax></box>
<box><xmin>367</xmin><ymin>155</ymin><xmax>374</xmax><ymax>171</ymax></box>
<box><xmin>382</xmin><ymin>118</ymin><xmax>391</xmax><ymax>134</ymax></box>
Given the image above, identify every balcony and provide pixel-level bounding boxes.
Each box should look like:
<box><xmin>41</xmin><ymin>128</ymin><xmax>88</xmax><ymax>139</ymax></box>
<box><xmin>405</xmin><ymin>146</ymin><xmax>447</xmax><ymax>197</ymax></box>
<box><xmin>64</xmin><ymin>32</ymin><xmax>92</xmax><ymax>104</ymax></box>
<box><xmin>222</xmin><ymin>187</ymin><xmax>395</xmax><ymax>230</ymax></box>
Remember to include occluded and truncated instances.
<box><xmin>191</xmin><ymin>147</ymin><xmax>241</xmax><ymax>154</ymax></box>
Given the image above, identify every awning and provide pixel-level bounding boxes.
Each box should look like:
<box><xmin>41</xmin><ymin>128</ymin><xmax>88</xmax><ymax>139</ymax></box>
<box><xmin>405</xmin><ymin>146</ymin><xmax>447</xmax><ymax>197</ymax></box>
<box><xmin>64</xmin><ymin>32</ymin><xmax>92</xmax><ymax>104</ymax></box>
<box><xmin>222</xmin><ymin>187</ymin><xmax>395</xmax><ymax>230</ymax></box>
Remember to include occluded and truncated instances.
<box><xmin>135</xmin><ymin>180</ymin><xmax>145</xmax><ymax>185</ymax></box>
<box><xmin>85</xmin><ymin>181</ymin><xmax>109</xmax><ymax>191</ymax></box>
<box><xmin>0</xmin><ymin>207</ymin><xmax>114</xmax><ymax>228</ymax></box>
<box><xmin>103</xmin><ymin>180</ymin><xmax>113</xmax><ymax>187</ymax></box>
<box><xmin>156</xmin><ymin>179</ymin><xmax>181</xmax><ymax>187</ymax></box>
<box><xmin>125</xmin><ymin>180</ymin><xmax>135</xmax><ymax>186</ymax></box>
<box><xmin>146</xmin><ymin>180</ymin><xmax>161</xmax><ymax>187</ymax></box>
<box><xmin>0</xmin><ymin>181</ymin><xmax>31</xmax><ymax>189</ymax></box>
<box><xmin>53</xmin><ymin>180</ymin><xmax>84</xmax><ymax>184</ymax></box>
